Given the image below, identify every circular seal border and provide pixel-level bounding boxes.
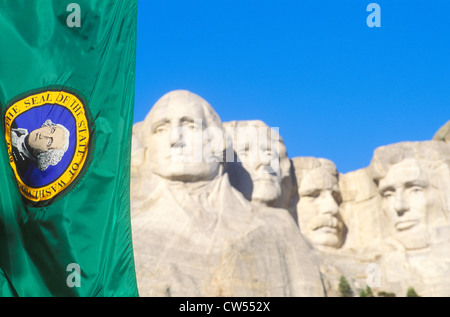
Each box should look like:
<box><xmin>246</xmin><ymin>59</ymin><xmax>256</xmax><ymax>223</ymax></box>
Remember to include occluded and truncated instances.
<box><xmin>4</xmin><ymin>90</ymin><xmax>90</xmax><ymax>203</ymax></box>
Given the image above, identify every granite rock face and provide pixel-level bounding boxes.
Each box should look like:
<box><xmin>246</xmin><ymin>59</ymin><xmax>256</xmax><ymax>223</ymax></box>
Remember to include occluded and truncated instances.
<box><xmin>366</xmin><ymin>141</ymin><xmax>450</xmax><ymax>297</ymax></box>
<box><xmin>433</xmin><ymin>121</ymin><xmax>450</xmax><ymax>142</ymax></box>
<box><xmin>223</xmin><ymin>120</ymin><xmax>297</xmax><ymax>217</ymax></box>
<box><xmin>131</xmin><ymin>90</ymin><xmax>324</xmax><ymax>297</ymax></box>
<box><xmin>131</xmin><ymin>90</ymin><xmax>450</xmax><ymax>297</ymax></box>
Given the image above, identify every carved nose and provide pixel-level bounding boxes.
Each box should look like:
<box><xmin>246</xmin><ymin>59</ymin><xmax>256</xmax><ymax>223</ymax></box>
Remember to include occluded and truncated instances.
<box><xmin>255</xmin><ymin>149</ymin><xmax>279</xmax><ymax>175</ymax></box>
<box><xmin>258</xmin><ymin>149</ymin><xmax>272</xmax><ymax>166</ymax></box>
<box><xmin>320</xmin><ymin>192</ymin><xmax>340</xmax><ymax>216</ymax></box>
<box><xmin>394</xmin><ymin>194</ymin><xmax>409</xmax><ymax>215</ymax></box>
<box><xmin>170</xmin><ymin>127</ymin><xmax>183</xmax><ymax>147</ymax></box>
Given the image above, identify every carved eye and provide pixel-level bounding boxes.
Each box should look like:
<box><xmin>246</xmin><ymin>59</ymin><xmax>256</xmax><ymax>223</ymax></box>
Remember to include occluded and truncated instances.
<box><xmin>50</xmin><ymin>127</ymin><xmax>56</xmax><ymax>133</ymax></box>
<box><xmin>382</xmin><ymin>190</ymin><xmax>394</xmax><ymax>199</ymax></box>
<box><xmin>238</xmin><ymin>145</ymin><xmax>249</xmax><ymax>156</ymax></box>
<box><xmin>154</xmin><ymin>125</ymin><xmax>167</xmax><ymax>134</ymax></box>
<box><xmin>183</xmin><ymin>121</ymin><xmax>196</xmax><ymax>130</ymax></box>
<box><xmin>305</xmin><ymin>190</ymin><xmax>321</xmax><ymax>199</ymax></box>
<box><xmin>409</xmin><ymin>186</ymin><xmax>423</xmax><ymax>194</ymax></box>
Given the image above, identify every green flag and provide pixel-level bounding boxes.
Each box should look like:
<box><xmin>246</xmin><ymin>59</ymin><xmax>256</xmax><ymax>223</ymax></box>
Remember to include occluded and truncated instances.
<box><xmin>0</xmin><ymin>0</ymin><xmax>138</xmax><ymax>296</ymax></box>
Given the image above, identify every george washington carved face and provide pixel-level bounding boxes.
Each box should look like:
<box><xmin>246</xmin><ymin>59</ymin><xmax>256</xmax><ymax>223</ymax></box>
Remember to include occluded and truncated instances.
<box><xmin>144</xmin><ymin>90</ymin><xmax>224</xmax><ymax>182</ymax></box>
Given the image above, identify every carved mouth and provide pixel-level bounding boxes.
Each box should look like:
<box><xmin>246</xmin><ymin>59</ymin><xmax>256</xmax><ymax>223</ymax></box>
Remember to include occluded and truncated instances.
<box><xmin>395</xmin><ymin>220</ymin><xmax>419</xmax><ymax>231</ymax></box>
<box><xmin>169</xmin><ymin>148</ymin><xmax>187</xmax><ymax>157</ymax></box>
<box><xmin>314</xmin><ymin>226</ymin><xmax>338</xmax><ymax>234</ymax></box>
<box><xmin>312</xmin><ymin>217</ymin><xmax>339</xmax><ymax>232</ymax></box>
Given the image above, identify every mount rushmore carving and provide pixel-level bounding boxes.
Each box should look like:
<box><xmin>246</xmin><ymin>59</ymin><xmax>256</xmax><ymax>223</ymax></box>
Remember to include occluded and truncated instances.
<box><xmin>131</xmin><ymin>90</ymin><xmax>450</xmax><ymax>297</ymax></box>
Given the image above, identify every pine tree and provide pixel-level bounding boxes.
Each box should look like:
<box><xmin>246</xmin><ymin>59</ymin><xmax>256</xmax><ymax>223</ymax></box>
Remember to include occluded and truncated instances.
<box><xmin>378</xmin><ymin>291</ymin><xmax>396</xmax><ymax>297</ymax></box>
<box><xmin>359</xmin><ymin>286</ymin><xmax>374</xmax><ymax>297</ymax></box>
<box><xmin>406</xmin><ymin>287</ymin><xmax>420</xmax><ymax>297</ymax></box>
<box><xmin>338</xmin><ymin>275</ymin><xmax>353</xmax><ymax>297</ymax></box>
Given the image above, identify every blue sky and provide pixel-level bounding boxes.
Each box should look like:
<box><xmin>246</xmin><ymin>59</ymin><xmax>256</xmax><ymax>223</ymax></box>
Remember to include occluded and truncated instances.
<box><xmin>134</xmin><ymin>1</ymin><xmax>449</xmax><ymax>173</ymax></box>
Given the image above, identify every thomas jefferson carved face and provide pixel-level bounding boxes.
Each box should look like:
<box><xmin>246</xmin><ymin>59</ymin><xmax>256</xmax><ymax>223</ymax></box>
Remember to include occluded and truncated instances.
<box><xmin>236</xmin><ymin>126</ymin><xmax>284</xmax><ymax>205</ymax></box>
<box><xmin>224</xmin><ymin>120</ymin><xmax>291</xmax><ymax>207</ymax></box>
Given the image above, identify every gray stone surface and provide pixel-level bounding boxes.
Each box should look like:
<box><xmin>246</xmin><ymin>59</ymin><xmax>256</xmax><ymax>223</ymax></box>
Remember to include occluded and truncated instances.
<box><xmin>131</xmin><ymin>90</ymin><xmax>324</xmax><ymax>297</ymax></box>
<box><xmin>131</xmin><ymin>90</ymin><xmax>450</xmax><ymax>297</ymax></box>
<box><xmin>433</xmin><ymin>120</ymin><xmax>450</xmax><ymax>142</ymax></box>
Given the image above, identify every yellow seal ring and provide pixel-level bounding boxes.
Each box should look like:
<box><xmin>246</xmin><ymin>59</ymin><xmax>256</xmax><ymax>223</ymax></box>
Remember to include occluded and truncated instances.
<box><xmin>4</xmin><ymin>90</ymin><xmax>89</xmax><ymax>203</ymax></box>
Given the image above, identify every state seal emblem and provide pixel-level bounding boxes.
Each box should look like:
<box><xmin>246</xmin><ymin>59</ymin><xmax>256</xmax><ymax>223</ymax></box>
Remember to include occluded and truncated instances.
<box><xmin>3</xmin><ymin>89</ymin><xmax>91</xmax><ymax>205</ymax></box>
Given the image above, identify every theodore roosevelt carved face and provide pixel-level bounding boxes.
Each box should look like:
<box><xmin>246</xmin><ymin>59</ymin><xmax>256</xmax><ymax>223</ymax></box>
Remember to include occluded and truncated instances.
<box><xmin>294</xmin><ymin>158</ymin><xmax>345</xmax><ymax>250</ymax></box>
